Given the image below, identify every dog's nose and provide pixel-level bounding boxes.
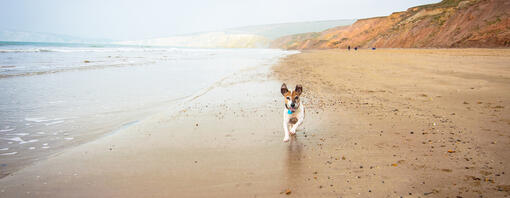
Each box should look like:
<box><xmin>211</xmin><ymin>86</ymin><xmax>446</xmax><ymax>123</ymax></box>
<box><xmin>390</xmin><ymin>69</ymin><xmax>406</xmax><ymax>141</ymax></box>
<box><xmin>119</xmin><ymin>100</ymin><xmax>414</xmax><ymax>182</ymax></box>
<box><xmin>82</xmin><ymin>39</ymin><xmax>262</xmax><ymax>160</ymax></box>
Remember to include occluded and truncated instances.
<box><xmin>290</xmin><ymin>103</ymin><xmax>295</xmax><ymax>108</ymax></box>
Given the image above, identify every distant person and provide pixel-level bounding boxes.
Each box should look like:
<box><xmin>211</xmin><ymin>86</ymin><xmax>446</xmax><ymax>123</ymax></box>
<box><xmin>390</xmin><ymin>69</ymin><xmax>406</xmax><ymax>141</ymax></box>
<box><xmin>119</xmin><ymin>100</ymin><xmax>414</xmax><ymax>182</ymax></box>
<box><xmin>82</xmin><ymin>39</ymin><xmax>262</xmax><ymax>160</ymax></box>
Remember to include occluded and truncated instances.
<box><xmin>372</xmin><ymin>47</ymin><xmax>376</xmax><ymax>50</ymax></box>
<box><xmin>348</xmin><ymin>46</ymin><xmax>351</xmax><ymax>51</ymax></box>
<box><xmin>354</xmin><ymin>47</ymin><xmax>358</xmax><ymax>51</ymax></box>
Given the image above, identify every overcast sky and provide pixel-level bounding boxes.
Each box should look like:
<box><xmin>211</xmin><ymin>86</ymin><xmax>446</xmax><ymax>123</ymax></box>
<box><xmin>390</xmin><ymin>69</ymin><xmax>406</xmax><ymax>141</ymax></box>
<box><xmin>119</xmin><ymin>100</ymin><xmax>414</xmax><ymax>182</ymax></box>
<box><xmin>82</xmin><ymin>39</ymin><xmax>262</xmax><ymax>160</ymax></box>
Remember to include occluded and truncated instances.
<box><xmin>0</xmin><ymin>0</ymin><xmax>440</xmax><ymax>40</ymax></box>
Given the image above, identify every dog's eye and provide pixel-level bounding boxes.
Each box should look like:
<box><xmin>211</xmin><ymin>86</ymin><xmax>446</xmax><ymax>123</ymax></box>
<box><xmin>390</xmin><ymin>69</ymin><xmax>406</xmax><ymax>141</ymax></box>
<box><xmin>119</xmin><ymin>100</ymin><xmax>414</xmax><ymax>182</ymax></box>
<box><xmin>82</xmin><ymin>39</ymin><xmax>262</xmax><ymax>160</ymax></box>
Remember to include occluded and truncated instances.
<box><xmin>286</xmin><ymin>97</ymin><xmax>290</xmax><ymax>100</ymax></box>
<box><xmin>295</xmin><ymin>97</ymin><xmax>299</xmax><ymax>100</ymax></box>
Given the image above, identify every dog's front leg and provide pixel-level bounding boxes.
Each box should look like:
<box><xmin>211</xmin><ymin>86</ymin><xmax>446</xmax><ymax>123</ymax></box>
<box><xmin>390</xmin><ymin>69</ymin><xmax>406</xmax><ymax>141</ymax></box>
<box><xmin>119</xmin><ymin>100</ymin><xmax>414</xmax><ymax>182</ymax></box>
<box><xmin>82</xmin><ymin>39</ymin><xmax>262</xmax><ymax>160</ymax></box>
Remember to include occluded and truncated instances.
<box><xmin>290</xmin><ymin>108</ymin><xmax>304</xmax><ymax>134</ymax></box>
<box><xmin>290</xmin><ymin>119</ymin><xmax>301</xmax><ymax>134</ymax></box>
<box><xmin>283</xmin><ymin>119</ymin><xmax>290</xmax><ymax>142</ymax></box>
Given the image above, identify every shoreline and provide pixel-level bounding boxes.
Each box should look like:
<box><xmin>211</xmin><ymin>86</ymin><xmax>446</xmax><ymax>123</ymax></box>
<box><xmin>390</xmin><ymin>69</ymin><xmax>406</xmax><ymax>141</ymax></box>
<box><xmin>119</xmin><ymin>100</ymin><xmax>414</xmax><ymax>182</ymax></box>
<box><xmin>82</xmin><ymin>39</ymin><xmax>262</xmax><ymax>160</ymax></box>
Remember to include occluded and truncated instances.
<box><xmin>0</xmin><ymin>48</ymin><xmax>509</xmax><ymax>197</ymax></box>
<box><xmin>0</xmin><ymin>48</ymin><xmax>293</xmax><ymax>180</ymax></box>
<box><xmin>0</xmin><ymin>60</ymin><xmax>300</xmax><ymax>197</ymax></box>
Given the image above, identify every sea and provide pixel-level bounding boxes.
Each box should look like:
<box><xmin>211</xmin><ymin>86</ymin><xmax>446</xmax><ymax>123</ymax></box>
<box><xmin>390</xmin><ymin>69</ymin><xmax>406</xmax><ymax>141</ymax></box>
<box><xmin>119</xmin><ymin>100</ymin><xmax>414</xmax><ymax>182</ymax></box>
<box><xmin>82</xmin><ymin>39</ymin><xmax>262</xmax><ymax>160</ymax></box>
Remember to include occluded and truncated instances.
<box><xmin>0</xmin><ymin>41</ymin><xmax>296</xmax><ymax>176</ymax></box>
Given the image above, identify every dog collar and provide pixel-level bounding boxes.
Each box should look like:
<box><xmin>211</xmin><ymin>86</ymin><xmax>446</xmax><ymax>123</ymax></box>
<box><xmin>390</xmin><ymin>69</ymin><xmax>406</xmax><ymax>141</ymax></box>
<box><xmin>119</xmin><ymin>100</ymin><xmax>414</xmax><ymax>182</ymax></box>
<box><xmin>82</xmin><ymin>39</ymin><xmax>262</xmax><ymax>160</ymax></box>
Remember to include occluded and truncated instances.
<box><xmin>288</xmin><ymin>109</ymin><xmax>293</xmax><ymax>114</ymax></box>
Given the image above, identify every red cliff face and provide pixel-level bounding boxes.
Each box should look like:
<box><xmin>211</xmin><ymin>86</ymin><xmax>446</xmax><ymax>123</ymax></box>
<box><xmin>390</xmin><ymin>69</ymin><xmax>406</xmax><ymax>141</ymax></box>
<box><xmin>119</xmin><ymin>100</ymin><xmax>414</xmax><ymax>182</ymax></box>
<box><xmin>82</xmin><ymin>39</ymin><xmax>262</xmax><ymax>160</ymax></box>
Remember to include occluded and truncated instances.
<box><xmin>270</xmin><ymin>0</ymin><xmax>510</xmax><ymax>49</ymax></box>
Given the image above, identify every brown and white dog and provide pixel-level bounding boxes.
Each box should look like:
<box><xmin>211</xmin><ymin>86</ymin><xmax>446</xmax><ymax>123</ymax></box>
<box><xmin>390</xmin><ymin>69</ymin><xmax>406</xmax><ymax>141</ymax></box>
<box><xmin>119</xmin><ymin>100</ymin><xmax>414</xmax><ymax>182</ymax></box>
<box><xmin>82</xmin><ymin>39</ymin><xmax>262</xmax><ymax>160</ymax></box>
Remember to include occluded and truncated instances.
<box><xmin>280</xmin><ymin>83</ymin><xmax>305</xmax><ymax>142</ymax></box>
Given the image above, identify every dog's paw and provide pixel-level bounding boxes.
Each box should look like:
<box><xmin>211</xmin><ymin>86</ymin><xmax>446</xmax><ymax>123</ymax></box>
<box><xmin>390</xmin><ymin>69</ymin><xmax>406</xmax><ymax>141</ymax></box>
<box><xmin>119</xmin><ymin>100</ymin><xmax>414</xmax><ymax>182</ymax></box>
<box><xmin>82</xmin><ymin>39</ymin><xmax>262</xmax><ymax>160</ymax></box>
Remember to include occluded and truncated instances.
<box><xmin>283</xmin><ymin>137</ymin><xmax>290</xmax><ymax>142</ymax></box>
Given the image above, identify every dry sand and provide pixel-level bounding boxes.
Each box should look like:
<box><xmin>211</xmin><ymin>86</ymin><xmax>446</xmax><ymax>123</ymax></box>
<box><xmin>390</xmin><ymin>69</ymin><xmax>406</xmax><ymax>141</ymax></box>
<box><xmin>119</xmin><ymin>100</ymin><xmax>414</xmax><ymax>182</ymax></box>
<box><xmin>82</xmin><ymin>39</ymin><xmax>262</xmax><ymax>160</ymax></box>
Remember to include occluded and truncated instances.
<box><xmin>0</xmin><ymin>48</ymin><xmax>509</xmax><ymax>197</ymax></box>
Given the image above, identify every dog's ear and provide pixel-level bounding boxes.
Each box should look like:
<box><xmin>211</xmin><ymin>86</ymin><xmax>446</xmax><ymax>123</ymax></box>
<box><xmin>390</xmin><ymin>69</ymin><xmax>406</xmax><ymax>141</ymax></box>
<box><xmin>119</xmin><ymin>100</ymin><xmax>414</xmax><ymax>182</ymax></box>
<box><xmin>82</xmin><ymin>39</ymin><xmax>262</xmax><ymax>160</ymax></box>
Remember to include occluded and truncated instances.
<box><xmin>281</xmin><ymin>83</ymin><xmax>289</xmax><ymax>96</ymax></box>
<box><xmin>295</xmin><ymin>84</ymin><xmax>303</xmax><ymax>95</ymax></box>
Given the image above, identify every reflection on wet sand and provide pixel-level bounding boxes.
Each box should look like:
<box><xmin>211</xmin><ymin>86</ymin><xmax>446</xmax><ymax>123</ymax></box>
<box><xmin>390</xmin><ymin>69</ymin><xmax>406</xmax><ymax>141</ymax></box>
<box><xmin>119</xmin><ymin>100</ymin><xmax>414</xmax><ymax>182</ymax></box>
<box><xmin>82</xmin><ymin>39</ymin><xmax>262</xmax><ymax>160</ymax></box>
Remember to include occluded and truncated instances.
<box><xmin>285</xmin><ymin>135</ymin><xmax>304</xmax><ymax>186</ymax></box>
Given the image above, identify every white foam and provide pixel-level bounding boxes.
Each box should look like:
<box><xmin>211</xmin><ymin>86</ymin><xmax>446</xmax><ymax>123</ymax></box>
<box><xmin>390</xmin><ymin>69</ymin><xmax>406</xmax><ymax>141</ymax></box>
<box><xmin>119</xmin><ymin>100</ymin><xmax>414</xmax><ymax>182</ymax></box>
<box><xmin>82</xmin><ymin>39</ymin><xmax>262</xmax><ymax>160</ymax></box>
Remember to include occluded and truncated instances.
<box><xmin>45</xmin><ymin>120</ymin><xmax>64</xmax><ymax>126</ymax></box>
<box><xmin>48</xmin><ymin>100</ymin><xmax>65</xmax><ymax>104</ymax></box>
<box><xmin>19</xmin><ymin>139</ymin><xmax>39</xmax><ymax>144</ymax></box>
<box><xmin>0</xmin><ymin>128</ymin><xmax>15</xmax><ymax>132</ymax></box>
<box><xmin>0</xmin><ymin>148</ymin><xmax>8</xmax><ymax>151</ymax></box>
<box><xmin>41</xmin><ymin>146</ymin><xmax>50</xmax><ymax>149</ymax></box>
<box><xmin>0</xmin><ymin>152</ymin><xmax>17</xmax><ymax>156</ymax></box>
<box><xmin>25</xmin><ymin>117</ymin><xmax>65</xmax><ymax>123</ymax></box>
<box><xmin>3</xmin><ymin>137</ymin><xmax>24</xmax><ymax>142</ymax></box>
<box><xmin>64</xmin><ymin>137</ymin><xmax>74</xmax><ymax>140</ymax></box>
<box><xmin>28</xmin><ymin>147</ymin><xmax>35</xmax><ymax>150</ymax></box>
<box><xmin>24</xmin><ymin>117</ymin><xmax>48</xmax><ymax>122</ymax></box>
<box><xmin>1</xmin><ymin>137</ymin><xmax>39</xmax><ymax>144</ymax></box>
<box><xmin>6</xmin><ymin>133</ymin><xmax>29</xmax><ymax>136</ymax></box>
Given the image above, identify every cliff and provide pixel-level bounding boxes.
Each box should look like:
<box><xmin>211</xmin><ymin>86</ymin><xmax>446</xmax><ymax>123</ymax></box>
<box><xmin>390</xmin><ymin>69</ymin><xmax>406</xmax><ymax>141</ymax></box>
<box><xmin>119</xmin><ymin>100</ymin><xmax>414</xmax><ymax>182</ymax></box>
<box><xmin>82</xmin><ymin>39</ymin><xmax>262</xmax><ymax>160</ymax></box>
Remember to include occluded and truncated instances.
<box><xmin>116</xmin><ymin>32</ymin><xmax>271</xmax><ymax>48</ymax></box>
<box><xmin>116</xmin><ymin>20</ymin><xmax>355</xmax><ymax>48</ymax></box>
<box><xmin>271</xmin><ymin>0</ymin><xmax>510</xmax><ymax>49</ymax></box>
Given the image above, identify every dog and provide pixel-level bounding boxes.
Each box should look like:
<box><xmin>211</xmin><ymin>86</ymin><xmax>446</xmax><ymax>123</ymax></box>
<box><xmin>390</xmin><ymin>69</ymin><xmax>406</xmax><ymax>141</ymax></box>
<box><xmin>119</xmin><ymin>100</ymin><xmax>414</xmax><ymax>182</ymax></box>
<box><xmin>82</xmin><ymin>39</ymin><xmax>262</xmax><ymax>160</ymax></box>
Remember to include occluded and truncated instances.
<box><xmin>280</xmin><ymin>83</ymin><xmax>305</xmax><ymax>142</ymax></box>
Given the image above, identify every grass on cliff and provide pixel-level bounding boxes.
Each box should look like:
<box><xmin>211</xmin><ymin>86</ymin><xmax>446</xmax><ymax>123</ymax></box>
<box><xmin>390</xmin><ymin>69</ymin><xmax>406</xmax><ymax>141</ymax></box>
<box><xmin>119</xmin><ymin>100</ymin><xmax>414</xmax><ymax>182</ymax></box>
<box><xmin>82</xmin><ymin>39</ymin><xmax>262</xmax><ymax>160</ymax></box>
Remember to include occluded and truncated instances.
<box><xmin>418</xmin><ymin>0</ymin><xmax>464</xmax><ymax>10</ymax></box>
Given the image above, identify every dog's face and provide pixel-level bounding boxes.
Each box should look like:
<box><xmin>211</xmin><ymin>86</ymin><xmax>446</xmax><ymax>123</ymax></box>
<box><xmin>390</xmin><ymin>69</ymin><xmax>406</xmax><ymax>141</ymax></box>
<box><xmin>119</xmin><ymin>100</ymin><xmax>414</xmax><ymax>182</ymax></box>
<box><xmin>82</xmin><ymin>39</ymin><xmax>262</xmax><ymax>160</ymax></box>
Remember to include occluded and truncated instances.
<box><xmin>281</xmin><ymin>83</ymin><xmax>302</xmax><ymax>112</ymax></box>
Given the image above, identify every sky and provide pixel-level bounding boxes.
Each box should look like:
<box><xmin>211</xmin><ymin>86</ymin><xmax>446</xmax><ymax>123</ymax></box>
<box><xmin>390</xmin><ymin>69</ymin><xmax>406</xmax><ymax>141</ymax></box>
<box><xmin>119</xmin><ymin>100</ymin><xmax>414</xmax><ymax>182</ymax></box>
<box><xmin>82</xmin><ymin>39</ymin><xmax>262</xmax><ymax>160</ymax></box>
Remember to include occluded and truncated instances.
<box><xmin>0</xmin><ymin>0</ymin><xmax>440</xmax><ymax>41</ymax></box>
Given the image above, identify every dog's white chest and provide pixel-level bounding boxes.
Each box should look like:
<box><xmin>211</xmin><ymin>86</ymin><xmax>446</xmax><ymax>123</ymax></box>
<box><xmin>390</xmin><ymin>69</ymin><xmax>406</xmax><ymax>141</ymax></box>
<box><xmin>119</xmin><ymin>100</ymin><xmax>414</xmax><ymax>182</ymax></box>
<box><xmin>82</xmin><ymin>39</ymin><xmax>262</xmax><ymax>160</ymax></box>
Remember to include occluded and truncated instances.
<box><xmin>284</xmin><ymin>104</ymin><xmax>303</xmax><ymax>124</ymax></box>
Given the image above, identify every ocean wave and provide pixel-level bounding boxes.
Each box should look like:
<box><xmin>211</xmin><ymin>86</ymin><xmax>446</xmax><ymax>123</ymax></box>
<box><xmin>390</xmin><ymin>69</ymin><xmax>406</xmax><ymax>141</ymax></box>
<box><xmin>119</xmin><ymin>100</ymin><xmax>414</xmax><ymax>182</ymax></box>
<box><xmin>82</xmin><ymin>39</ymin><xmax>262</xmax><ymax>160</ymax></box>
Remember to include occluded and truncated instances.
<box><xmin>1</xmin><ymin>136</ymin><xmax>39</xmax><ymax>144</ymax></box>
<box><xmin>0</xmin><ymin>49</ymin><xmax>55</xmax><ymax>53</ymax></box>
<box><xmin>0</xmin><ymin>60</ymin><xmax>155</xmax><ymax>79</ymax></box>
<box><xmin>0</xmin><ymin>46</ymin><xmax>260</xmax><ymax>54</ymax></box>
<box><xmin>0</xmin><ymin>47</ymin><xmax>184</xmax><ymax>53</ymax></box>
<box><xmin>0</xmin><ymin>128</ymin><xmax>15</xmax><ymax>132</ymax></box>
<box><xmin>25</xmin><ymin>117</ymin><xmax>63</xmax><ymax>123</ymax></box>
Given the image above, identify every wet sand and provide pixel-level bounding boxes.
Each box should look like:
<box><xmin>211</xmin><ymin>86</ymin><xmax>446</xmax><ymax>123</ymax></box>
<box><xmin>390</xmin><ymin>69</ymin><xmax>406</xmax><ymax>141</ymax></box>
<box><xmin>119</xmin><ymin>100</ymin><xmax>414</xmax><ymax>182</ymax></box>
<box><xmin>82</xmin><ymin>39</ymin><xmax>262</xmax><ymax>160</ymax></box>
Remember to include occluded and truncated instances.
<box><xmin>1</xmin><ymin>49</ymin><xmax>509</xmax><ymax>197</ymax></box>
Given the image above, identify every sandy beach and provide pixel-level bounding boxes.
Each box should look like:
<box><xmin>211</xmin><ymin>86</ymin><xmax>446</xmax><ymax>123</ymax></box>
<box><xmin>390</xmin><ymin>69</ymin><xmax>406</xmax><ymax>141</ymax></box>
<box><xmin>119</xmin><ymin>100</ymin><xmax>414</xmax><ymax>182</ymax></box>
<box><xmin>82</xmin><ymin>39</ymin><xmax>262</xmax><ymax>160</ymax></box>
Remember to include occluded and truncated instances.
<box><xmin>1</xmin><ymin>48</ymin><xmax>509</xmax><ymax>197</ymax></box>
